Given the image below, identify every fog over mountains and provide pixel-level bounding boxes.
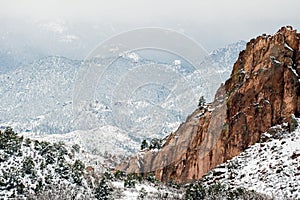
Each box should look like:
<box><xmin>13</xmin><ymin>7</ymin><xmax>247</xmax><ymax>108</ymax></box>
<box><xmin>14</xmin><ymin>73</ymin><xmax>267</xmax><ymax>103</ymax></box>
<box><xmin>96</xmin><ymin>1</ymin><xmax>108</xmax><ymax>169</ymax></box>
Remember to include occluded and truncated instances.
<box><xmin>0</xmin><ymin>40</ymin><xmax>246</xmax><ymax>156</ymax></box>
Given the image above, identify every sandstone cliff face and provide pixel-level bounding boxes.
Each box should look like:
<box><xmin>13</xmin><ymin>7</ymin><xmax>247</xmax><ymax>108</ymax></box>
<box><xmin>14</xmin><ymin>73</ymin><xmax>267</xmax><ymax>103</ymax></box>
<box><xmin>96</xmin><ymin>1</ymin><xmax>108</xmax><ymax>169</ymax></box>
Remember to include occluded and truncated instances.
<box><xmin>116</xmin><ymin>26</ymin><xmax>300</xmax><ymax>183</ymax></box>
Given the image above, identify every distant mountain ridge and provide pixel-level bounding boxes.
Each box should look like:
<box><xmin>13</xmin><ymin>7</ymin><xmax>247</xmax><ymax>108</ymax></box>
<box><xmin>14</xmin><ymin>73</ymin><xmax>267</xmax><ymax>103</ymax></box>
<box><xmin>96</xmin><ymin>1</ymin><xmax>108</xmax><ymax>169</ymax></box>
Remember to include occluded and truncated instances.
<box><xmin>0</xmin><ymin>41</ymin><xmax>246</xmax><ymax>157</ymax></box>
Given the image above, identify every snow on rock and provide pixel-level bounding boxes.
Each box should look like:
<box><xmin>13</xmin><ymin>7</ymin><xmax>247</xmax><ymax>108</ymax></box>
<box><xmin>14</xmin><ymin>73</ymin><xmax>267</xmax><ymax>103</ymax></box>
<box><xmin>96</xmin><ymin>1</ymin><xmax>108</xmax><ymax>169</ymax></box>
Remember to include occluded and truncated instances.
<box><xmin>284</xmin><ymin>42</ymin><xmax>294</xmax><ymax>52</ymax></box>
<box><xmin>200</xmin><ymin>119</ymin><xmax>300</xmax><ymax>200</ymax></box>
<box><xmin>288</xmin><ymin>65</ymin><xmax>299</xmax><ymax>77</ymax></box>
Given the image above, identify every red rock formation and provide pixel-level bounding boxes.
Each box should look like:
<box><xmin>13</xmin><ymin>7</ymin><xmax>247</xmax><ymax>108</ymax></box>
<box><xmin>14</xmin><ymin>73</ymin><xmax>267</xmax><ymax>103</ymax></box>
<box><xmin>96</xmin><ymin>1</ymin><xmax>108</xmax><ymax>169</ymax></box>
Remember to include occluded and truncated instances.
<box><xmin>116</xmin><ymin>26</ymin><xmax>300</xmax><ymax>183</ymax></box>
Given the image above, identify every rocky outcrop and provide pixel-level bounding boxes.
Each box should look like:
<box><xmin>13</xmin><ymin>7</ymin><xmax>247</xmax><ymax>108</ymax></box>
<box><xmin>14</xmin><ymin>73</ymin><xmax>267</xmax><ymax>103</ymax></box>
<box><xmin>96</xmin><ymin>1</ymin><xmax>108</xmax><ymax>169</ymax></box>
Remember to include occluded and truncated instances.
<box><xmin>116</xmin><ymin>26</ymin><xmax>300</xmax><ymax>183</ymax></box>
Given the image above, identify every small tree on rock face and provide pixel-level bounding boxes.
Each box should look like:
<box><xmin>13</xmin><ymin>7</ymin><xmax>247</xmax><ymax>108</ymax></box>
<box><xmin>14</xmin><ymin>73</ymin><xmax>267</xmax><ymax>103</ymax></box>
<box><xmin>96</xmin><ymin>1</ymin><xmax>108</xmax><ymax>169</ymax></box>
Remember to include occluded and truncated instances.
<box><xmin>198</xmin><ymin>96</ymin><xmax>206</xmax><ymax>107</ymax></box>
<box><xmin>140</xmin><ymin>140</ymin><xmax>149</xmax><ymax>150</ymax></box>
<box><xmin>149</xmin><ymin>138</ymin><xmax>162</xmax><ymax>150</ymax></box>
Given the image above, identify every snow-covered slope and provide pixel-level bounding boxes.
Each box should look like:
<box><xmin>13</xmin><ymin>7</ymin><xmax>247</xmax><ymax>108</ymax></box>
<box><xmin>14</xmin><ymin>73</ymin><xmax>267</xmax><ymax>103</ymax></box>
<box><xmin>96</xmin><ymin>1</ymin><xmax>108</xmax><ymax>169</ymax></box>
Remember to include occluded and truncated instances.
<box><xmin>0</xmin><ymin>127</ymin><xmax>93</xmax><ymax>199</ymax></box>
<box><xmin>200</xmin><ymin>120</ymin><xmax>300</xmax><ymax>200</ymax></box>
<box><xmin>0</xmin><ymin>126</ymin><xmax>275</xmax><ymax>200</ymax></box>
<box><xmin>29</xmin><ymin>126</ymin><xmax>138</xmax><ymax>155</ymax></box>
<box><xmin>25</xmin><ymin>125</ymin><xmax>140</xmax><ymax>170</ymax></box>
<box><xmin>0</xmin><ymin>56</ymin><xmax>80</xmax><ymax>134</ymax></box>
<box><xmin>210</xmin><ymin>40</ymin><xmax>246</xmax><ymax>69</ymax></box>
<box><xmin>110</xmin><ymin>180</ymin><xmax>183</xmax><ymax>200</ymax></box>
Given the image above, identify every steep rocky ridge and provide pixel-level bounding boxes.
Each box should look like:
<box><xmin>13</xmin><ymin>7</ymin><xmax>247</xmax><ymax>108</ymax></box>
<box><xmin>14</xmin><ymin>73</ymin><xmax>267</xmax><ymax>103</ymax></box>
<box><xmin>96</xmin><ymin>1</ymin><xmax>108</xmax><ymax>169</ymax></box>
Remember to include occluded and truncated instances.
<box><xmin>117</xmin><ymin>26</ymin><xmax>300</xmax><ymax>183</ymax></box>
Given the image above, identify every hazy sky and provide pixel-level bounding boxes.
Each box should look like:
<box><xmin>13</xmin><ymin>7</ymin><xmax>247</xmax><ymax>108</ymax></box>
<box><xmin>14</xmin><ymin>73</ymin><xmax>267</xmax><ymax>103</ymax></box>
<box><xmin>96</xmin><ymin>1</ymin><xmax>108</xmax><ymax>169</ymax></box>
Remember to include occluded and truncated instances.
<box><xmin>1</xmin><ymin>0</ymin><xmax>300</xmax><ymax>58</ymax></box>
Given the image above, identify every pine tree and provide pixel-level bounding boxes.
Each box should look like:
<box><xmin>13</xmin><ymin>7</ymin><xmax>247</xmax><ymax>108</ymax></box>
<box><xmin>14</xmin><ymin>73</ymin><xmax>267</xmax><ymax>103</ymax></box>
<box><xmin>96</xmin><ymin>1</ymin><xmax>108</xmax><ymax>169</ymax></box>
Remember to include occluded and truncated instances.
<box><xmin>95</xmin><ymin>178</ymin><xmax>113</xmax><ymax>200</ymax></box>
<box><xmin>149</xmin><ymin>138</ymin><xmax>162</xmax><ymax>150</ymax></box>
<box><xmin>72</xmin><ymin>160</ymin><xmax>85</xmax><ymax>185</ymax></box>
<box><xmin>0</xmin><ymin>127</ymin><xmax>22</xmax><ymax>156</ymax></box>
<box><xmin>22</xmin><ymin>157</ymin><xmax>35</xmax><ymax>175</ymax></box>
<box><xmin>140</xmin><ymin>139</ymin><xmax>149</xmax><ymax>150</ymax></box>
<box><xmin>138</xmin><ymin>187</ymin><xmax>147</xmax><ymax>199</ymax></box>
<box><xmin>124</xmin><ymin>174</ymin><xmax>136</xmax><ymax>188</ymax></box>
<box><xmin>198</xmin><ymin>96</ymin><xmax>206</xmax><ymax>107</ymax></box>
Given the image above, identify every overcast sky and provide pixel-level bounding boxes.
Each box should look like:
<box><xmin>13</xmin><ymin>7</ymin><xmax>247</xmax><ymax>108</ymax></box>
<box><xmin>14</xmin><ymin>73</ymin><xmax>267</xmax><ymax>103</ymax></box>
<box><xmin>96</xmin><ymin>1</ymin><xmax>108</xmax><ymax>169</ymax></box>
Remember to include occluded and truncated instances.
<box><xmin>1</xmin><ymin>0</ymin><xmax>300</xmax><ymax>58</ymax></box>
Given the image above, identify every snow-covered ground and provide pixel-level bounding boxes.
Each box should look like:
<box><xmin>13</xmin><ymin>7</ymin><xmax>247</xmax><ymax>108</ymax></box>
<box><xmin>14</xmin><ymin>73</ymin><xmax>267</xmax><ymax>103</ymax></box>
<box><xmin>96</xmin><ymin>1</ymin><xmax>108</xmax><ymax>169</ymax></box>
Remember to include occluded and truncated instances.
<box><xmin>0</xmin><ymin>128</ymin><xmax>93</xmax><ymax>199</ymax></box>
<box><xmin>23</xmin><ymin>125</ymin><xmax>140</xmax><ymax>172</ymax></box>
<box><xmin>200</xmin><ymin>120</ymin><xmax>300</xmax><ymax>200</ymax></box>
<box><xmin>110</xmin><ymin>181</ymin><xmax>183</xmax><ymax>200</ymax></box>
